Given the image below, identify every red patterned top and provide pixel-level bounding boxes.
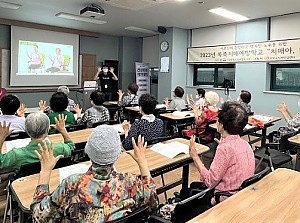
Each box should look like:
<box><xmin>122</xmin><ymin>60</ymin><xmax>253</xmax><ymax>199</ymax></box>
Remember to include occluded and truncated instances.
<box><xmin>182</xmin><ymin>108</ymin><xmax>218</xmax><ymax>141</ymax></box>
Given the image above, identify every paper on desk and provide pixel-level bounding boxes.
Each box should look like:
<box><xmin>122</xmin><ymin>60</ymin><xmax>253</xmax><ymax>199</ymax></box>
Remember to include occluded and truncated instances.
<box><xmin>252</xmin><ymin>115</ymin><xmax>272</xmax><ymax>122</ymax></box>
<box><xmin>156</xmin><ymin>104</ymin><xmax>167</xmax><ymax>109</ymax></box>
<box><xmin>244</xmin><ymin>124</ymin><xmax>253</xmax><ymax>130</ymax></box>
<box><xmin>150</xmin><ymin>141</ymin><xmax>190</xmax><ymax>158</ymax></box>
<box><xmin>5</xmin><ymin>138</ymin><xmax>31</xmax><ymax>152</ymax></box>
<box><xmin>172</xmin><ymin>111</ymin><xmax>194</xmax><ymax>117</ymax></box>
<box><xmin>111</xmin><ymin>124</ymin><xmax>124</xmax><ymax>133</ymax></box>
<box><xmin>59</xmin><ymin>164</ymin><xmax>90</xmax><ymax>183</ymax></box>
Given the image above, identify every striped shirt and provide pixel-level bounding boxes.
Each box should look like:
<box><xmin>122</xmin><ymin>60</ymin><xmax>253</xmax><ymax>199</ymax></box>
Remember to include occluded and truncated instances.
<box><xmin>77</xmin><ymin>105</ymin><xmax>110</xmax><ymax>128</ymax></box>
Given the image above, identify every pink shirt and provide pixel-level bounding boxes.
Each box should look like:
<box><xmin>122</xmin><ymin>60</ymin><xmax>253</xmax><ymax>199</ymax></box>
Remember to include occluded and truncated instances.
<box><xmin>30</xmin><ymin>52</ymin><xmax>41</xmax><ymax>65</ymax></box>
<box><xmin>200</xmin><ymin>135</ymin><xmax>255</xmax><ymax>203</ymax></box>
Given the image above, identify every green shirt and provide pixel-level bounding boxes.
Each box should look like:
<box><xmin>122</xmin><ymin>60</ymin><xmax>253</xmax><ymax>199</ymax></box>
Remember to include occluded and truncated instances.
<box><xmin>48</xmin><ymin>111</ymin><xmax>76</xmax><ymax>134</ymax></box>
<box><xmin>0</xmin><ymin>141</ymin><xmax>75</xmax><ymax>172</ymax></box>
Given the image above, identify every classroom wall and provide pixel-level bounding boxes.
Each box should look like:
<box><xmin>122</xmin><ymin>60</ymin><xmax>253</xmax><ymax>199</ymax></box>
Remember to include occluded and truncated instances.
<box><xmin>186</xmin><ymin>18</ymin><xmax>300</xmax><ymax>130</ymax></box>
<box><xmin>119</xmin><ymin>36</ymin><xmax>143</xmax><ymax>91</ymax></box>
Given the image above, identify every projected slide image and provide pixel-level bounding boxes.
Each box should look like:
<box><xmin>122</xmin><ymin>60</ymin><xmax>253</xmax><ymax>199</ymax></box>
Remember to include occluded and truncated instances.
<box><xmin>17</xmin><ymin>41</ymin><xmax>74</xmax><ymax>76</ymax></box>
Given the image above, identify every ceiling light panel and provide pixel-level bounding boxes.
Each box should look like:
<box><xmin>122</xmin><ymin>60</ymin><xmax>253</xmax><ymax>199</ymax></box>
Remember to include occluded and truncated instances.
<box><xmin>99</xmin><ymin>0</ymin><xmax>166</xmax><ymax>11</ymax></box>
<box><xmin>209</xmin><ymin>7</ymin><xmax>249</xmax><ymax>21</ymax></box>
<box><xmin>0</xmin><ymin>1</ymin><xmax>21</xmax><ymax>10</ymax></box>
<box><xmin>125</xmin><ymin>26</ymin><xmax>159</xmax><ymax>34</ymax></box>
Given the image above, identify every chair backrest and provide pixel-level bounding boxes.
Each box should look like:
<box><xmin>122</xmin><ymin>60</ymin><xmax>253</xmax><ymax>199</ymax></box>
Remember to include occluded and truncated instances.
<box><xmin>147</xmin><ymin>135</ymin><xmax>175</xmax><ymax>146</ymax></box>
<box><xmin>5</xmin><ymin>132</ymin><xmax>29</xmax><ymax>141</ymax></box>
<box><xmin>239</xmin><ymin>166</ymin><xmax>270</xmax><ymax>190</ymax></box>
<box><xmin>171</xmin><ymin>187</ymin><xmax>213</xmax><ymax>223</ymax></box>
<box><xmin>65</xmin><ymin>124</ymin><xmax>86</xmax><ymax>132</ymax></box>
<box><xmin>91</xmin><ymin>120</ymin><xmax>109</xmax><ymax>128</ymax></box>
<box><xmin>158</xmin><ymin>109</ymin><xmax>176</xmax><ymax>116</ymax></box>
<box><xmin>106</xmin><ymin>205</ymin><xmax>149</xmax><ymax>223</ymax></box>
<box><xmin>18</xmin><ymin>156</ymin><xmax>72</xmax><ymax>178</ymax></box>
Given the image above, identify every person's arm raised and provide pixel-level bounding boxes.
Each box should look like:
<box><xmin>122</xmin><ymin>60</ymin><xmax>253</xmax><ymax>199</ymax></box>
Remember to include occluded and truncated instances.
<box><xmin>0</xmin><ymin>121</ymin><xmax>13</xmax><ymax>150</ymax></box>
<box><xmin>52</xmin><ymin>114</ymin><xmax>72</xmax><ymax>143</ymax></box>
<box><xmin>35</xmin><ymin>141</ymin><xmax>63</xmax><ymax>186</ymax></box>
<box><xmin>110</xmin><ymin>67</ymin><xmax>118</xmax><ymax>81</ymax></box>
<box><xmin>93</xmin><ymin>67</ymin><xmax>101</xmax><ymax>81</ymax></box>
<box><xmin>127</xmin><ymin>135</ymin><xmax>150</xmax><ymax>177</ymax></box>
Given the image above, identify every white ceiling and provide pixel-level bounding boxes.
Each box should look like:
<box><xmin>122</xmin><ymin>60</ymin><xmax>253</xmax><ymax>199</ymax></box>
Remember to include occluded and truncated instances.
<box><xmin>1</xmin><ymin>0</ymin><xmax>300</xmax><ymax>37</ymax></box>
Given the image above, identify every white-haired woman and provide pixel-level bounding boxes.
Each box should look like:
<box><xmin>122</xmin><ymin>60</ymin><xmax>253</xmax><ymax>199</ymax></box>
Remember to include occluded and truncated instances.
<box><xmin>0</xmin><ymin>112</ymin><xmax>74</xmax><ymax>172</ymax></box>
<box><xmin>183</xmin><ymin>91</ymin><xmax>220</xmax><ymax>142</ymax></box>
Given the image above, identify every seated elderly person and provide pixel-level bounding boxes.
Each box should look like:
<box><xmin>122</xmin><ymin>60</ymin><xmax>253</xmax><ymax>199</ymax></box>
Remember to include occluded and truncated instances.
<box><xmin>122</xmin><ymin>93</ymin><xmax>164</xmax><ymax>150</ymax></box>
<box><xmin>74</xmin><ymin>90</ymin><xmax>110</xmax><ymax>128</ymax></box>
<box><xmin>0</xmin><ymin>113</ymin><xmax>75</xmax><ymax>172</ymax></box>
<box><xmin>189</xmin><ymin>101</ymin><xmax>255</xmax><ymax>204</ymax></box>
<box><xmin>183</xmin><ymin>91</ymin><xmax>219</xmax><ymax>143</ymax></box>
<box><xmin>57</xmin><ymin>86</ymin><xmax>76</xmax><ymax>111</ymax></box>
<box><xmin>0</xmin><ymin>94</ymin><xmax>26</xmax><ymax>132</ymax></box>
<box><xmin>30</xmin><ymin>125</ymin><xmax>158</xmax><ymax>222</ymax></box>
<box><xmin>46</xmin><ymin>92</ymin><xmax>76</xmax><ymax>134</ymax></box>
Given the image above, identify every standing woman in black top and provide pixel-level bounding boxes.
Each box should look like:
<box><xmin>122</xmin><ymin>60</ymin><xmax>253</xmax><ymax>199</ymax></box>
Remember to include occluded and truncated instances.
<box><xmin>93</xmin><ymin>65</ymin><xmax>118</xmax><ymax>101</ymax></box>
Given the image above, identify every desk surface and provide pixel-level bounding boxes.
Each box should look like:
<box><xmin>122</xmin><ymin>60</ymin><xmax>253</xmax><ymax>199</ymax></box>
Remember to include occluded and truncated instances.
<box><xmin>288</xmin><ymin>133</ymin><xmax>300</xmax><ymax>146</ymax></box>
<box><xmin>210</xmin><ymin>114</ymin><xmax>281</xmax><ymax>131</ymax></box>
<box><xmin>2</xmin><ymin>124</ymin><xmax>124</xmax><ymax>154</ymax></box>
<box><xmin>187</xmin><ymin>168</ymin><xmax>300</xmax><ymax>223</ymax></box>
<box><xmin>11</xmin><ymin>138</ymin><xmax>209</xmax><ymax>212</ymax></box>
<box><xmin>159</xmin><ymin>111</ymin><xmax>195</xmax><ymax>120</ymax></box>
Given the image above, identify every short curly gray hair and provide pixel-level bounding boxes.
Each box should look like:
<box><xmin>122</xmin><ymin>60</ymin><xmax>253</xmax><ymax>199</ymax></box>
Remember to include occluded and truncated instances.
<box><xmin>205</xmin><ymin>91</ymin><xmax>219</xmax><ymax>107</ymax></box>
<box><xmin>57</xmin><ymin>86</ymin><xmax>69</xmax><ymax>95</ymax></box>
<box><xmin>25</xmin><ymin>112</ymin><xmax>50</xmax><ymax>139</ymax></box>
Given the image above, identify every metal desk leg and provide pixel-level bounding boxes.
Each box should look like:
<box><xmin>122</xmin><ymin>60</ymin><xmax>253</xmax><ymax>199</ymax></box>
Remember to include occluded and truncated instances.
<box><xmin>295</xmin><ymin>149</ymin><xmax>300</xmax><ymax>171</ymax></box>
<box><xmin>261</xmin><ymin>128</ymin><xmax>267</xmax><ymax>147</ymax></box>
<box><xmin>182</xmin><ymin>164</ymin><xmax>189</xmax><ymax>189</ymax></box>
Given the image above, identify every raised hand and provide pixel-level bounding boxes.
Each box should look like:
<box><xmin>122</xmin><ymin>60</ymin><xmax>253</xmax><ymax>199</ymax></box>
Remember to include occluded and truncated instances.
<box><xmin>277</xmin><ymin>101</ymin><xmax>288</xmax><ymax>113</ymax></box>
<box><xmin>189</xmin><ymin>135</ymin><xmax>198</xmax><ymax>160</ymax></box>
<box><xmin>164</xmin><ymin>97</ymin><xmax>169</xmax><ymax>106</ymax></box>
<box><xmin>39</xmin><ymin>100</ymin><xmax>48</xmax><ymax>112</ymax></box>
<box><xmin>53</xmin><ymin>114</ymin><xmax>67</xmax><ymax>132</ymax></box>
<box><xmin>117</xmin><ymin>89</ymin><xmax>124</xmax><ymax>98</ymax></box>
<box><xmin>17</xmin><ymin>103</ymin><xmax>26</xmax><ymax>117</ymax></box>
<box><xmin>0</xmin><ymin>121</ymin><xmax>13</xmax><ymax>140</ymax></box>
<box><xmin>73</xmin><ymin>104</ymin><xmax>82</xmax><ymax>115</ymax></box>
<box><xmin>35</xmin><ymin>141</ymin><xmax>64</xmax><ymax>173</ymax></box>
<box><xmin>127</xmin><ymin>135</ymin><xmax>147</xmax><ymax>164</ymax></box>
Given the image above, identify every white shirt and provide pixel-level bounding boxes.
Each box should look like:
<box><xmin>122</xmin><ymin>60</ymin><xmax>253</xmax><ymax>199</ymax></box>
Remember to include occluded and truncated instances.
<box><xmin>0</xmin><ymin>115</ymin><xmax>26</xmax><ymax>132</ymax></box>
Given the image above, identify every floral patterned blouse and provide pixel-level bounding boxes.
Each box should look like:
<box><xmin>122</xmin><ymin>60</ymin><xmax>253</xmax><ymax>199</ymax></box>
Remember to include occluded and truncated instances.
<box><xmin>31</xmin><ymin>168</ymin><xmax>158</xmax><ymax>222</ymax></box>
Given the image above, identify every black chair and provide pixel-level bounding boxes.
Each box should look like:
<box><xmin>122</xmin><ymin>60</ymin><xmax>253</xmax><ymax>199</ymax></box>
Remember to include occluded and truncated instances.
<box><xmin>254</xmin><ymin>130</ymin><xmax>296</xmax><ymax>171</ymax></box>
<box><xmin>3</xmin><ymin>157</ymin><xmax>72</xmax><ymax>223</ymax></box>
<box><xmin>106</xmin><ymin>205</ymin><xmax>149</xmax><ymax>223</ymax></box>
<box><xmin>147</xmin><ymin>135</ymin><xmax>175</xmax><ymax>146</ymax></box>
<box><xmin>91</xmin><ymin>120</ymin><xmax>108</xmax><ymax>128</ymax></box>
<box><xmin>17</xmin><ymin>156</ymin><xmax>72</xmax><ymax>178</ymax></box>
<box><xmin>214</xmin><ymin>166</ymin><xmax>270</xmax><ymax>204</ymax></box>
<box><xmin>5</xmin><ymin>132</ymin><xmax>29</xmax><ymax>141</ymax></box>
<box><xmin>149</xmin><ymin>187</ymin><xmax>214</xmax><ymax>223</ymax></box>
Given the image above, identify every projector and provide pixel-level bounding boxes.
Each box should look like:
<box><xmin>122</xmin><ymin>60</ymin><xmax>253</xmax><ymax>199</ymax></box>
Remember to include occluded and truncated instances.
<box><xmin>80</xmin><ymin>4</ymin><xmax>105</xmax><ymax>19</ymax></box>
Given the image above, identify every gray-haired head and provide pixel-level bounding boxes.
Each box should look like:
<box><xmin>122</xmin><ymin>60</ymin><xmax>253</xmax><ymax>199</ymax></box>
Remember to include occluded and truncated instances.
<box><xmin>57</xmin><ymin>86</ymin><xmax>70</xmax><ymax>95</ymax></box>
<box><xmin>25</xmin><ymin>112</ymin><xmax>50</xmax><ymax>139</ymax></box>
